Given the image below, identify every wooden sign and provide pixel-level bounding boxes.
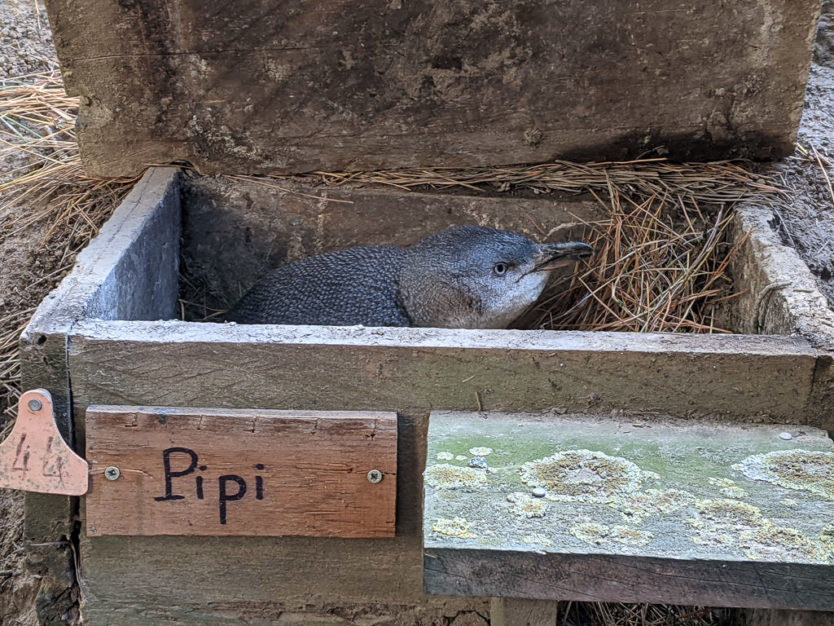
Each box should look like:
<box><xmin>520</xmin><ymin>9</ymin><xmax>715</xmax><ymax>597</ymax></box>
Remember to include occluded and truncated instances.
<box><xmin>85</xmin><ymin>406</ymin><xmax>397</xmax><ymax>537</ymax></box>
<box><xmin>0</xmin><ymin>389</ymin><xmax>88</xmax><ymax>496</ymax></box>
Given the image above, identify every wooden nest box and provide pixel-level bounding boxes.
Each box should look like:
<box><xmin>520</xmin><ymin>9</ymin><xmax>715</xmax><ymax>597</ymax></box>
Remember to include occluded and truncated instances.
<box><xmin>12</xmin><ymin>1</ymin><xmax>834</xmax><ymax>624</ymax></box>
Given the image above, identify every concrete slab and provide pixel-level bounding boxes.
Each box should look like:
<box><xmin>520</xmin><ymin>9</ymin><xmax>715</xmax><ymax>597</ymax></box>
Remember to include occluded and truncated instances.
<box><xmin>424</xmin><ymin>410</ymin><xmax>834</xmax><ymax>608</ymax></box>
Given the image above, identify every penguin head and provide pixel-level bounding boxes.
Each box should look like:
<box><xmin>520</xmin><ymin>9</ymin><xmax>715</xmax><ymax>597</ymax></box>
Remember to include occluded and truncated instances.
<box><xmin>401</xmin><ymin>225</ymin><xmax>592</xmax><ymax>329</ymax></box>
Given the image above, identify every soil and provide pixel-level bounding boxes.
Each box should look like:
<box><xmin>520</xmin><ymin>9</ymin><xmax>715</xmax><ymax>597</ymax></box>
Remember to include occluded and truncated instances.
<box><xmin>0</xmin><ymin>1</ymin><xmax>832</xmax><ymax>624</ymax></box>
<box><xmin>1</xmin><ymin>2</ymin><xmax>64</xmax><ymax>624</ymax></box>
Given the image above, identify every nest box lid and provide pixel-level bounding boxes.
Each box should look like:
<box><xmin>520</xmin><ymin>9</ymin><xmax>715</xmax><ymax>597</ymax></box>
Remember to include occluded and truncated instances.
<box><xmin>47</xmin><ymin>0</ymin><xmax>820</xmax><ymax>178</ymax></box>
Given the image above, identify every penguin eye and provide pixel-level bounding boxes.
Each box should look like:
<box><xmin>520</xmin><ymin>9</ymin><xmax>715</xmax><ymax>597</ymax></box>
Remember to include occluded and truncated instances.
<box><xmin>493</xmin><ymin>263</ymin><xmax>508</xmax><ymax>276</ymax></box>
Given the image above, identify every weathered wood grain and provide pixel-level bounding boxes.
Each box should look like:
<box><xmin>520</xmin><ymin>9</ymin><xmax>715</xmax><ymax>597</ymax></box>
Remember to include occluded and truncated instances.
<box><xmin>68</xmin><ymin>321</ymin><xmax>820</xmax><ymax>427</ymax></box>
<box><xmin>13</xmin><ymin>167</ymin><xmax>180</xmax><ymax>621</ymax></box>
<box><xmin>17</xmin><ymin>323</ymin><xmax>77</xmax><ymax>623</ymax></box>
<box><xmin>490</xmin><ymin>598</ymin><xmax>559</xmax><ymax>626</ymax></box>
<box><xmin>44</xmin><ymin>0</ymin><xmax>820</xmax><ymax>176</ymax></box>
<box><xmin>736</xmin><ymin>608</ymin><xmax>834</xmax><ymax>625</ymax></box>
<box><xmin>424</xmin><ymin>550</ymin><xmax>834</xmax><ymax>610</ymax></box>
<box><xmin>85</xmin><ymin>406</ymin><xmax>396</xmax><ymax>537</ymax></box>
<box><xmin>423</xmin><ymin>411</ymin><xmax>834</xmax><ymax>609</ymax></box>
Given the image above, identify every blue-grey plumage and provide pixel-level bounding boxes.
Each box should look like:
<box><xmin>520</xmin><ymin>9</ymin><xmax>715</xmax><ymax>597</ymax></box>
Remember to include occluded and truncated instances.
<box><xmin>224</xmin><ymin>225</ymin><xmax>592</xmax><ymax>328</ymax></box>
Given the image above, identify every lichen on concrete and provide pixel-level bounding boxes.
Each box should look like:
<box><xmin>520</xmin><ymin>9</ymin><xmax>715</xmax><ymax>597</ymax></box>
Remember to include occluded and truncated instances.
<box><xmin>738</xmin><ymin>526</ymin><xmax>829</xmax><ymax>564</ymax></box>
<box><xmin>425</xmin><ymin>464</ymin><xmax>487</xmax><ymax>490</ymax></box>
<box><xmin>735</xmin><ymin>449</ymin><xmax>834</xmax><ymax>500</ymax></box>
<box><xmin>520</xmin><ymin>450</ymin><xmax>647</xmax><ymax>504</ymax></box>
<box><xmin>506</xmin><ymin>492</ymin><xmax>548</xmax><ymax>518</ymax></box>
<box><xmin>571</xmin><ymin>523</ymin><xmax>654</xmax><ymax>548</ymax></box>
<box><xmin>432</xmin><ymin>516</ymin><xmax>477</xmax><ymax>538</ymax></box>
<box><xmin>708</xmin><ymin>477</ymin><xmax>749</xmax><ymax>499</ymax></box>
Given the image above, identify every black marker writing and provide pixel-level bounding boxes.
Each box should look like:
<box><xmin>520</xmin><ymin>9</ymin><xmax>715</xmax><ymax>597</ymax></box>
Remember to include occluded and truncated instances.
<box><xmin>218</xmin><ymin>475</ymin><xmax>247</xmax><ymax>524</ymax></box>
<box><xmin>154</xmin><ymin>447</ymin><xmax>198</xmax><ymax>501</ymax></box>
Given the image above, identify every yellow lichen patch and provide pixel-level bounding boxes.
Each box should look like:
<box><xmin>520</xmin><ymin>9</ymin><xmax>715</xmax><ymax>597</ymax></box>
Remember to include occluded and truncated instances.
<box><xmin>818</xmin><ymin>523</ymin><xmax>834</xmax><ymax>555</ymax></box>
<box><xmin>506</xmin><ymin>492</ymin><xmax>548</xmax><ymax>518</ymax></box>
<box><xmin>425</xmin><ymin>464</ymin><xmax>487</xmax><ymax>490</ymax></box>
<box><xmin>648</xmin><ymin>488</ymin><xmax>694</xmax><ymax>513</ymax></box>
<box><xmin>611</xmin><ymin>488</ymin><xmax>693</xmax><ymax>524</ymax></box>
<box><xmin>780</xmin><ymin>498</ymin><xmax>798</xmax><ymax>508</ymax></box>
<box><xmin>610</xmin><ymin>526</ymin><xmax>654</xmax><ymax>547</ymax></box>
<box><xmin>694</xmin><ymin>498</ymin><xmax>764</xmax><ymax>526</ymax></box>
<box><xmin>571</xmin><ymin>523</ymin><xmax>653</xmax><ymax>547</ymax></box>
<box><xmin>521</xmin><ymin>533</ymin><xmax>553</xmax><ymax>547</ymax></box>
<box><xmin>520</xmin><ymin>450</ymin><xmax>646</xmax><ymax>504</ymax></box>
<box><xmin>469</xmin><ymin>447</ymin><xmax>493</xmax><ymax>456</ymax></box>
<box><xmin>739</xmin><ymin>526</ymin><xmax>829</xmax><ymax>564</ymax></box>
<box><xmin>688</xmin><ymin>498</ymin><xmax>769</xmax><ymax>550</ymax></box>
<box><xmin>432</xmin><ymin>517</ymin><xmax>476</xmax><ymax>538</ymax></box>
<box><xmin>610</xmin><ymin>491</ymin><xmax>653</xmax><ymax>524</ymax></box>
<box><xmin>571</xmin><ymin>523</ymin><xmax>607</xmax><ymax>545</ymax></box>
<box><xmin>436</xmin><ymin>452</ymin><xmax>454</xmax><ymax>461</ymax></box>
<box><xmin>736</xmin><ymin>450</ymin><xmax>834</xmax><ymax>500</ymax></box>
<box><xmin>708</xmin><ymin>477</ymin><xmax>748</xmax><ymax>499</ymax></box>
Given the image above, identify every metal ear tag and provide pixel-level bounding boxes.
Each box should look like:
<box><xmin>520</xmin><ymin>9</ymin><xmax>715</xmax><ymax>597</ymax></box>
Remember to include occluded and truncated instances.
<box><xmin>0</xmin><ymin>389</ymin><xmax>88</xmax><ymax>495</ymax></box>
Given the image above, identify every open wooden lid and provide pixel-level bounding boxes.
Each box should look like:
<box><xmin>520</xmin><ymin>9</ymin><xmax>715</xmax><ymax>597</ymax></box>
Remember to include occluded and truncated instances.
<box><xmin>46</xmin><ymin>0</ymin><xmax>820</xmax><ymax>178</ymax></box>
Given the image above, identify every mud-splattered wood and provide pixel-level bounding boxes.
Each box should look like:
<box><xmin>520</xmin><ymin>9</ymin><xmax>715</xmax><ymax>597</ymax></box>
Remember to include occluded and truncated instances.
<box><xmin>423</xmin><ymin>411</ymin><xmax>834</xmax><ymax>609</ymax></box>
<box><xmin>85</xmin><ymin>406</ymin><xmax>397</xmax><ymax>537</ymax></box>
<box><xmin>44</xmin><ymin>0</ymin><xmax>820</xmax><ymax>176</ymax></box>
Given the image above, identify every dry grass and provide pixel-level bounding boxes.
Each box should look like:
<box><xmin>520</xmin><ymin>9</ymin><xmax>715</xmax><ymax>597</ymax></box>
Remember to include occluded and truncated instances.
<box><xmin>555</xmin><ymin>601</ymin><xmax>727</xmax><ymax>626</ymax></box>
<box><xmin>316</xmin><ymin>158</ymin><xmax>777</xmax><ymax>203</ymax></box>
<box><xmin>0</xmin><ymin>72</ymin><xmax>137</xmax><ymax>418</ymax></box>
<box><xmin>516</xmin><ymin>190</ymin><xmax>748</xmax><ymax>333</ymax></box>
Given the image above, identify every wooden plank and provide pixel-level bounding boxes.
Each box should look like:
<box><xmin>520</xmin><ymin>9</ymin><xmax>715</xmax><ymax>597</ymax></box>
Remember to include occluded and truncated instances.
<box><xmin>68</xmin><ymin>321</ymin><xmax>820</xmax><ymax>428</ymax></box>
<box><xmin>425</xmin><ymin>551</ymin><xmax>834</xmax><ymax>610</ymax></box>
<box><xmin>730</xmin><ymin>205</ymin><xmax>834</xmax><ymax>423</ymax></box>
<box><xmin>85</xmin><ymin>406</ymin><xmax>396</xmax><ymax>537</ymax></box>
<box><xmin>490</xmin><ymin>598</ymin><xmax>559</xmax><ymax>626</ymax></box>
<box><xmin>44</xmin><ymin>0</ymin><xmax>819</xmax><ymax>177</ymax></box>
<box><xmin>423</xmin><ymin>411</ymin><xmax>834</xmax><ymax>609</ymax></box>
<box><xmin>735</xmin><ymin>609</ymin><xmax>834</xmax><ymax>626</ymax></box>
<box><xmin>64</xmin><ymin>324</ymin><xmax>820</xmax><ymax>618</ymax></box>
<box><xmin>12</xmin><ymin>166</ymin><xmax>180</xmax><ymax>620</ymax></box>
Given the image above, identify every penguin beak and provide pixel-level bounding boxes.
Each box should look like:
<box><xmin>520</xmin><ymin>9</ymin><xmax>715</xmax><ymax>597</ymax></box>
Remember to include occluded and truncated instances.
<box><xmin>532</xmin><ymin>241</ymin><xmax>594</xmax><ymax>272</ymax></box>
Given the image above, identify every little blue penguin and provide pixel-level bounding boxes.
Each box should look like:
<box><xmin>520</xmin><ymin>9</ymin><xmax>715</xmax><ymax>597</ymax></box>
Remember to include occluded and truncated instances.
<box><xmin>225</xmin><ymin>225</ymin><xmax>593</xmax><ymax>329</ymax></box>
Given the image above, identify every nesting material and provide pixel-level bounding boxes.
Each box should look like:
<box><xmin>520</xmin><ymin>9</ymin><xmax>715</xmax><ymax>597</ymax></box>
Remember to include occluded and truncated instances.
<box><xmin>0</xmin><ymin>73</ymin><xmax>135</xmax><ymax>417</ymax></box>
<box><xmin>519</xmin><ymin>190</ymin><xmax>747</xmax><ymax>333</ymax></box>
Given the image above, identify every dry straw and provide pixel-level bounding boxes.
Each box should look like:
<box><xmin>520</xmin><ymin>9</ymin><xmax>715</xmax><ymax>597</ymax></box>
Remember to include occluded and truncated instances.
<box><xmin>0</xmin><ymin>72</ymin><xmax>137</xmax><ymax>418</ymax></box>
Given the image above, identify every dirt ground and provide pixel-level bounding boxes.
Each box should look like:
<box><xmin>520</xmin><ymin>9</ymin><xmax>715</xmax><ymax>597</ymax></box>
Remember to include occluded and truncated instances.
<box><xmin>1</xmin><ymin>1</ymin><xmax>64</xmax><ymax>624</ymax></box>
<box><xmin>0</xmin><ymin>1</ymin><xmax>832</xmax><ymax>625</ymax></box>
